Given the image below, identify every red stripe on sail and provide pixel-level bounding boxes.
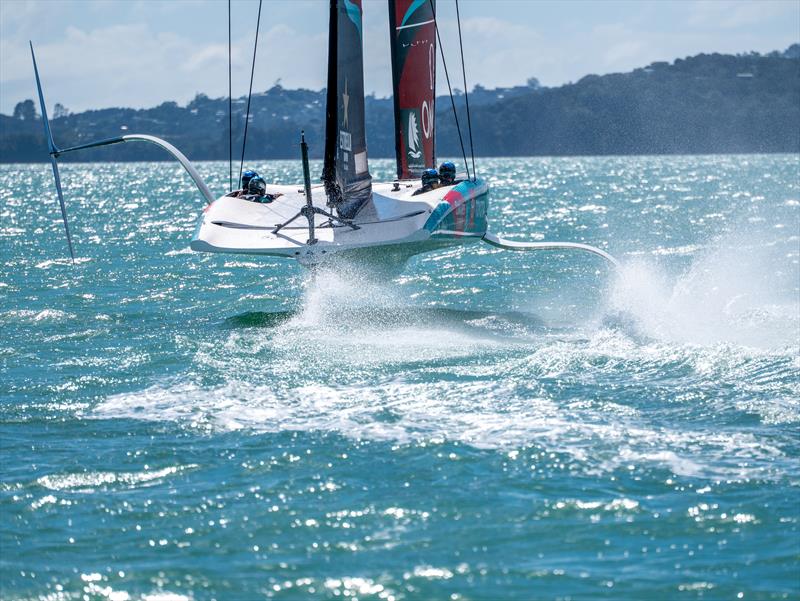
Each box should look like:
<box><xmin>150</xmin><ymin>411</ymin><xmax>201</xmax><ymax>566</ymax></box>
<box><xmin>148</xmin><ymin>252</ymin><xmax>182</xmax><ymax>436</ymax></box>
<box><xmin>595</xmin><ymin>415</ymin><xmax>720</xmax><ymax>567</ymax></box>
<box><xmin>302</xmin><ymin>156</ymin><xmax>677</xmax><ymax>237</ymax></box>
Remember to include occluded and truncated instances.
<box><xmin>389</xmin><ymin>0</ymin><xmax>436</xmax><ymax>180</ymax></box>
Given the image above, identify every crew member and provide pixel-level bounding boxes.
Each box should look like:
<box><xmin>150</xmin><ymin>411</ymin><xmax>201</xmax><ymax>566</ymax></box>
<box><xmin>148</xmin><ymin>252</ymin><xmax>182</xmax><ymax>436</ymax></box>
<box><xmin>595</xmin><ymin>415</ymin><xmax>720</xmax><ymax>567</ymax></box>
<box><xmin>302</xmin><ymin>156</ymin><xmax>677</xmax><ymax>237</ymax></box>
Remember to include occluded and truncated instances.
<box><xmin>244</xmin><ymin>175</ymin><xmax>279</xmax><ymax>203</ymax></box>
<box><xmin>413</xmin><ymin>168</ymin><xmax>441</xmax><ymax>195</ymax></box>
<box><xmin>232</xmin><ymin>169</ymin><xmax>258</xmax><ymax>197</ymax></box>
<box><xmin>438</xmin><ymin>161</ymin><xmax>456</xmax><ymax>186</ymax></box>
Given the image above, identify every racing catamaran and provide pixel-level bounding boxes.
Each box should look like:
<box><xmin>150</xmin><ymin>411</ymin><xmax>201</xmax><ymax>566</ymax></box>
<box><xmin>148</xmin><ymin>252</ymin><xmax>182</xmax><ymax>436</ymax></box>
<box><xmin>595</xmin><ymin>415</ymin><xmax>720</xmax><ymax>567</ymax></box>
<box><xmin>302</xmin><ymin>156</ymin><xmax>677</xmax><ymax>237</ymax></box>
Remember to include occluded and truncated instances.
<box><xmin>30</xmin><ymin>0</ymin><xmax>617</xmax><ymax>269</ymax></box>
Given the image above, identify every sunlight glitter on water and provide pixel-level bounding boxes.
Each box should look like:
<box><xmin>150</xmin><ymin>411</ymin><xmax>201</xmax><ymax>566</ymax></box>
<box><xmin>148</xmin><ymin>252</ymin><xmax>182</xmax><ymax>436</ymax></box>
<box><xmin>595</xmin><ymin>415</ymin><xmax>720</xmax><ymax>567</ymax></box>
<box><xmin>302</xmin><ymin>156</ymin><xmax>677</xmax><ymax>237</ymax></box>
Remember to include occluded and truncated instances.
<box><xmin>1</xmin><ymin>155</ymin><xmax>798</xmax><ymax>600</ymax></box>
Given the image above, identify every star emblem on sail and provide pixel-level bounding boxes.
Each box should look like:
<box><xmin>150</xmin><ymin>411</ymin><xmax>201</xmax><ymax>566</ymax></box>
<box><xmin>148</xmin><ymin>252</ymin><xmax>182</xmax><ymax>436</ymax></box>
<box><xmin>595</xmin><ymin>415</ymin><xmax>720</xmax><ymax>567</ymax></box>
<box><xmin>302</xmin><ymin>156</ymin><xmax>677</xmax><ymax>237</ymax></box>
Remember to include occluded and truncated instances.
<box><xmin>407</xmin><ymin>111</ymin><xmax>422</xmax><ymax>159</ymax></box>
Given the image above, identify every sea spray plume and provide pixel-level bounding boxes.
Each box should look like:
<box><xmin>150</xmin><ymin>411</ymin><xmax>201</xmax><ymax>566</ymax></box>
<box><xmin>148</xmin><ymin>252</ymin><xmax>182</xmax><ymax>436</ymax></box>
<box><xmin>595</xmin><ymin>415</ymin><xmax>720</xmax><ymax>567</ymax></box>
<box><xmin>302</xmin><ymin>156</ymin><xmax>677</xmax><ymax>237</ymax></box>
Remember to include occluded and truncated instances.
<box><xmin>607</xmin><ymin>229</ymin><xmax>799</xmax><ymax>349</ymax></box>
<box><xmin>294</xmin><ymin>260</ymin><xmax>409</xmax><ymax>331</ymax></box>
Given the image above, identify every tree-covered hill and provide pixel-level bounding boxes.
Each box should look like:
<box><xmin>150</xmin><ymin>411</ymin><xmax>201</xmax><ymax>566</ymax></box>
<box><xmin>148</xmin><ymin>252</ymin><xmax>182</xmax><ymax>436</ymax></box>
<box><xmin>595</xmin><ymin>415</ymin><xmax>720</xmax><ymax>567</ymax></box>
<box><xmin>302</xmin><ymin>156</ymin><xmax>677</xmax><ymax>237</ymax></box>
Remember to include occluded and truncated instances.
<box><xmin>1</xmin><ymin>46</ymin><xmax>798</xmax><ymax>163</ymax></box>
<box><xmin>452</xmin><ymin>48</ymin><xmax>800</xmax><ymax>157</ymax></box>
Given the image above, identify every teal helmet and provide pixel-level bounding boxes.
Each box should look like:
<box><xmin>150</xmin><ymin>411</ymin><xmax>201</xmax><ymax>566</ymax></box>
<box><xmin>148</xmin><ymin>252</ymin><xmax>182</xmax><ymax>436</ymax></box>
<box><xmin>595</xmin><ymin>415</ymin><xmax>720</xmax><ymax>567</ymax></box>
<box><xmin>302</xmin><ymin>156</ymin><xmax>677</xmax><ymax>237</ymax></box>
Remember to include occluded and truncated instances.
<box><xmin>247</xmin><ymin>175</ymin><xmax>267</xmax><ymax>196</ymax></box>
<box><xmin>241</xmin><ymin>169</ymin><xmax>258</xmax><ymax>190</ymax></box>
<box><xmin>438</xmin><ymin>161</ymin><xmax>456</xmax><ymax>184</ymax></box>
<box><xmin>421</xmin><ymin>168</ymin><xmax>439</xmax><ymax>188</ymax></box>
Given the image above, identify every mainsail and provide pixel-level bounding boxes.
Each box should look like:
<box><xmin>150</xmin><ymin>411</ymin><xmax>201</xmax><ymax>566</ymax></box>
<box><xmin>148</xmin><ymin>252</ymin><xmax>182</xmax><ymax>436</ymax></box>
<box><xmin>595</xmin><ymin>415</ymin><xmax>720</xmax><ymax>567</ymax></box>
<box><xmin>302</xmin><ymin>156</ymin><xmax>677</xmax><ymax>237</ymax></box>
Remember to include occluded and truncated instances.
<box><xmin>322</xmin><ymin>0</ymin><xmax>372</xmax><ymax>219</ymax></box>
<box><xmin>389</xmin><ymin>0</ymin><xmax>437</xmax><ymax>180</ymax></box>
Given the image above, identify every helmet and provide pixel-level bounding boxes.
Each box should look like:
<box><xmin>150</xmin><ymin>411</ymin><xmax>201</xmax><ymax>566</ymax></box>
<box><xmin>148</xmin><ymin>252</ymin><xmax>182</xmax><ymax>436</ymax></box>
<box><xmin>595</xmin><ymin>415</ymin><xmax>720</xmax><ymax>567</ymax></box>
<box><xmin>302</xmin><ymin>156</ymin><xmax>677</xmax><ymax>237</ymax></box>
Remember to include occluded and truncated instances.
<box><xmin>438</xmin><ymin>161</ymin><xmax>456</xmax><ymax>184</ymax></box>
<box><xmin>241</xmin><ymin>169</ymin><xmax>258</xmax><ymax>190</ymax></box>
<box><xmin>247</xmin><ymin>175</ymin><xmax>267</xmax><ymax>197</ymax></box>
<box><xmin>421</xmin><ymin>168</ymin><xmax>439</xmax><ymax>188</ymax></box>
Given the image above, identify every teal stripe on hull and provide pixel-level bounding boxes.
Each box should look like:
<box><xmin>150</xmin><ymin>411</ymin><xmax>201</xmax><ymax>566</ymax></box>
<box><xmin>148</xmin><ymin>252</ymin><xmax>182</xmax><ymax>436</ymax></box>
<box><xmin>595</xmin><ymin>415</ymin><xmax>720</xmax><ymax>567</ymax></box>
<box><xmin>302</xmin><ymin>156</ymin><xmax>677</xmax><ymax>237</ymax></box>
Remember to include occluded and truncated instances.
<box><xmin>424</xmin><ymin>178</ymin><xmax>490</xmax><ymax>237</ymax></box>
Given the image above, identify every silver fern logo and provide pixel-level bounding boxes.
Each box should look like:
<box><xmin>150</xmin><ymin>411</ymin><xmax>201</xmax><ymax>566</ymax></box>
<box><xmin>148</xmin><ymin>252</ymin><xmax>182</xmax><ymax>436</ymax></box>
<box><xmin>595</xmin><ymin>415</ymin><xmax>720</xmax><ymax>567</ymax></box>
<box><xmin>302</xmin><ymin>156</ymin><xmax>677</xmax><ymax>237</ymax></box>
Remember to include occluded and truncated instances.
<box><xmin>401</xmin><ymin>108</ymin><xmax>424</xmax><ymax>167</ymax></box>
<box><xmin>407</xmin><ymin>111</ymin><xmax>422</xmax><ymax>159</ymax></box>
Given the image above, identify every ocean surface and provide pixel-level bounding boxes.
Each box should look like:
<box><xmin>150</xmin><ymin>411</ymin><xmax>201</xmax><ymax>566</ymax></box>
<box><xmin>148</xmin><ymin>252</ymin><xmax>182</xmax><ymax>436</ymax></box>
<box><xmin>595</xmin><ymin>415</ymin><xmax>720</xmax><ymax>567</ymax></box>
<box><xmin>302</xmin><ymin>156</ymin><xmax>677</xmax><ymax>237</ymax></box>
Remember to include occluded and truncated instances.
<box><xmin>1</xmin><ymin>155</ymin><xmax>798</xmax><ymax>600</ymax></box>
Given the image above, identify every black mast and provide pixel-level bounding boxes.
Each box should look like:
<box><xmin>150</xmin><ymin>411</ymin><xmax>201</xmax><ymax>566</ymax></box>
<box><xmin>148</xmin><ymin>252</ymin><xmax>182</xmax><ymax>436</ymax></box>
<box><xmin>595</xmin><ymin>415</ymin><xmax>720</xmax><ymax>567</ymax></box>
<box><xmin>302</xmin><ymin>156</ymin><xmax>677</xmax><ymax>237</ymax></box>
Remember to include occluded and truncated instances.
<box><xmin>322</xmin><ymin>0</ymin><xmax>340</xmax><ymax>207</ymax></box>
<box><xmin>388</xmin><ymin>1</ymin><xmax>403</xmax><ymax>181</ymax></box>
<box><xmin>320</xmin><ymin>0</ymin><xmax>372</xmax><ymax>220</ymax></box>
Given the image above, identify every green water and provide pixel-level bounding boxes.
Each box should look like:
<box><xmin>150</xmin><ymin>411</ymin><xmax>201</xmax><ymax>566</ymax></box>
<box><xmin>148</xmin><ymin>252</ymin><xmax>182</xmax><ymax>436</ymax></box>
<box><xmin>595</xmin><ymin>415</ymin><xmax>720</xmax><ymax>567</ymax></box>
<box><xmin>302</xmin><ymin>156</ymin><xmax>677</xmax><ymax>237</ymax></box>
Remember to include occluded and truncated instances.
<box><xmin>1</xmin><ymin>155</ymin><xmax>798</xmax><ymax>600</ymax></box>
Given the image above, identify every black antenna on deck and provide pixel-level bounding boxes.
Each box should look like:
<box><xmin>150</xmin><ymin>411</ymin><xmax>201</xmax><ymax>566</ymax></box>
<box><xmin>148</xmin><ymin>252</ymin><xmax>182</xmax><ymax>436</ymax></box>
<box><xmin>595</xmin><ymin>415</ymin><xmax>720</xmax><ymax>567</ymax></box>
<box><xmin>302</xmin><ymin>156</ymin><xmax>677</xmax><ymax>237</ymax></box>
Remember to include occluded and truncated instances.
<box><xmin>272</xmin><ymin>131</ymin><xmax>359</xmax><ymax>244</ymax></box>
<box><xmin>300</xmin><ymin>131</ymin><xmax>316</xmax><ymax>244</ymax></box>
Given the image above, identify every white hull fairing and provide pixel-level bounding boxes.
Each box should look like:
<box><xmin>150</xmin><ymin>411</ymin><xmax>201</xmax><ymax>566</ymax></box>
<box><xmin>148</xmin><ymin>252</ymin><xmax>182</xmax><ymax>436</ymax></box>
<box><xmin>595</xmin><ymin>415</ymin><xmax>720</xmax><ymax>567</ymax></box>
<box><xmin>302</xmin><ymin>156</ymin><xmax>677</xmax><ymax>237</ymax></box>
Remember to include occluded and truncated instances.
<box><xmin>191</xmin><ymin>178</ymin><xmax>490</xmax><ymax>264</ymax></box>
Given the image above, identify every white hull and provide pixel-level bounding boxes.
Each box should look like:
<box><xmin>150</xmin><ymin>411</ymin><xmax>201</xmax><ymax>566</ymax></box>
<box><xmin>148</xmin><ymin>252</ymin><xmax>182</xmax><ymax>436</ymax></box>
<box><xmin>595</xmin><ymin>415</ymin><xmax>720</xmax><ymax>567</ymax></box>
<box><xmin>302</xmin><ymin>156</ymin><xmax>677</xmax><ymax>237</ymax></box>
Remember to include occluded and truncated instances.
<box><xmin>191</xmin><ymin>180</ymin><xmax>486</xmax><ymax>264</ymax></box>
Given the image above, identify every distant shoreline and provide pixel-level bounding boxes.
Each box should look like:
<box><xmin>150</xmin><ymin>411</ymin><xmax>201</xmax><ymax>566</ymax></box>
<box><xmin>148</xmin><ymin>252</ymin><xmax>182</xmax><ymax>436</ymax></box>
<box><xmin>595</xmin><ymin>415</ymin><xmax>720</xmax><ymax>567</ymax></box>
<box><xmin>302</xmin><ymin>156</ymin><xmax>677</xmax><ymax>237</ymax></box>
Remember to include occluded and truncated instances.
<box><xmin>3</xmin><ymin>46</ymin><xmax>798</xmax><ymax>163</ymax></box>
<box><xmin>4</xmin><ymin>151</ymin><xmax>798</xmax><ymax>167</ymax></box>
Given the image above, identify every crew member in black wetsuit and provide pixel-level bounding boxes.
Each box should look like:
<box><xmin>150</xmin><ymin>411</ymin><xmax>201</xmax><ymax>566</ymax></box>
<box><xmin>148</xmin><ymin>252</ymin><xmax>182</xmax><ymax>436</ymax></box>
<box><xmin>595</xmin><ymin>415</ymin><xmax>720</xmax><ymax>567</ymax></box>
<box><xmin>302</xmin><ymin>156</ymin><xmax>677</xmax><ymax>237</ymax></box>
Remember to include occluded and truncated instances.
<box><xmin>413</xmin><ymin>168</ymin><xmax>441</xmax><ymax>196</ymax></box>
<box><xmin>243</xmin><ymin>175</ymin><xmax>279</xmax><ymax>203</ymax></box>
<box><xmin>438</xmin><ymin>161</ymin><xmax>456</xmax><ymax>186</ymax></box>
<box><xmin>228</xmin><ymin>170</ymin><xmax>258</xmax><ymax>197</ymax></box>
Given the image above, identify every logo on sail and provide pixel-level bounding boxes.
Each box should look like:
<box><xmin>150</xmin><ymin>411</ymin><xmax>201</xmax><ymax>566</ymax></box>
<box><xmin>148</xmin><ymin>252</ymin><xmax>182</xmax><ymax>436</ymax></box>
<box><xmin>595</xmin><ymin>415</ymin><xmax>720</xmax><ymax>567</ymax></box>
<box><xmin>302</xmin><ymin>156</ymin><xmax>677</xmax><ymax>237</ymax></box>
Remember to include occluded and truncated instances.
<box><xmin>401</xmin><ymin>108</ymin><xmax>424</xmax><ymax>167</ymax></box>
<box><xmin>407</xmin><ymin>111</ymin><xmax>422</xmax><ymax>159</ymax></box>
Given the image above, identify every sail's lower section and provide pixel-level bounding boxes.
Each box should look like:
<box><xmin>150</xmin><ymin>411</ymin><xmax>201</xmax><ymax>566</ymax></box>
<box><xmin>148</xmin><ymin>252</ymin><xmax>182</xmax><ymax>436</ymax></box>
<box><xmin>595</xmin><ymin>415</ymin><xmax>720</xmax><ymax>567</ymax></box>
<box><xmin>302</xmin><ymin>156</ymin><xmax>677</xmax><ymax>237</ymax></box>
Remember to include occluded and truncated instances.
<box><xmin>389</xmin><ymin>0</ymin><xmax>436</xmax><ymax>180</ymax></box>
<box><xmin>323</xmin><ymin>0</ymin><xmax>372</xmax><ymax>219</ymax></box>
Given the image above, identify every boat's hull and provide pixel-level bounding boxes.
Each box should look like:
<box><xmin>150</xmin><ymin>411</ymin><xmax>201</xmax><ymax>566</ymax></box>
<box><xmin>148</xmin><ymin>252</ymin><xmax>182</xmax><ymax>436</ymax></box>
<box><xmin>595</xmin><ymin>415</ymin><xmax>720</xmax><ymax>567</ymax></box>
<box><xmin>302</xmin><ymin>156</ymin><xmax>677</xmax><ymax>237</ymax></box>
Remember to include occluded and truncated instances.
<box><xmin>191</xmin><ymin>178</ymin><xmax>489</xmax><ymax>265</ymax></box>
<box><xmin>425</xmin><ymin>178</ymin><xmax>490</xmax><ymax>239</ymax></box>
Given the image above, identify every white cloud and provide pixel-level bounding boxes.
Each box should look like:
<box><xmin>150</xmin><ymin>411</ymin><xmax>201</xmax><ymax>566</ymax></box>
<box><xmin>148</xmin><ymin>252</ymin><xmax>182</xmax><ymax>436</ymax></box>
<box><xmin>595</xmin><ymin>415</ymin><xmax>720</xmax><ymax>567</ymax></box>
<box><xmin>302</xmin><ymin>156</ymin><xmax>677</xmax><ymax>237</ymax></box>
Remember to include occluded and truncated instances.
<box><xmin>1</xmin><ymin>0</ymin><xmax>797</xmax><ymax>114</ymax></box>
<box><xmin>434</xmin><ymin>16</ymin><xmax>555</xmax><ymax>90</ymax></box>
<box><xmin>688</xmin><ymin>0</ymin><xmax>797</xmax><ymax>29</ymax></box>
<box><xmin>1</xmin><ymin>21</ymin><xmax>329</xmax><ymax>114</ymax></box>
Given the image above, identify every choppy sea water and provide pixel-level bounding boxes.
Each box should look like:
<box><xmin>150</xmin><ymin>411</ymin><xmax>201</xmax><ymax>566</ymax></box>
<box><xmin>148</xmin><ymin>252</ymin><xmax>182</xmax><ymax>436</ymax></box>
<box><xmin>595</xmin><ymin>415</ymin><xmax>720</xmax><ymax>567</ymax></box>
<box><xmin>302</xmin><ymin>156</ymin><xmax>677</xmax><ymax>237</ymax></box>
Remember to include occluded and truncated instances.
<box><xmin>1</xmin><ymin>155</ymin><xmax>798</xmax><ymax>600</ymax></box>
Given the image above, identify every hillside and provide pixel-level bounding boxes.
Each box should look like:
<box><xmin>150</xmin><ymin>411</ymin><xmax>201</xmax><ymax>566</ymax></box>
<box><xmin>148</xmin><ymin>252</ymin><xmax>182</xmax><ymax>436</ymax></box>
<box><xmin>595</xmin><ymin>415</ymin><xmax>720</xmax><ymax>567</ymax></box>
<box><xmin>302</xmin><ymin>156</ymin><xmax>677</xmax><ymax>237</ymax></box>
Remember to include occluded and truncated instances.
<box><xmin>1</xmin><ymin>46</ymin><xmax>798</xmax><ymax>163</ymax></box>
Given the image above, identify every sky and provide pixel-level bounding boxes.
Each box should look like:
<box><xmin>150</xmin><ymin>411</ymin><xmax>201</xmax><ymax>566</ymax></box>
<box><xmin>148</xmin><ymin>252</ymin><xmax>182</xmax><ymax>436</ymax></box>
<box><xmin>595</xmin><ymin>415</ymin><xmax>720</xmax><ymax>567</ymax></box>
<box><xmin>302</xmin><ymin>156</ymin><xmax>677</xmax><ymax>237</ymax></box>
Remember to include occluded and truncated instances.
<box><xmin>1</xmin><ymin>0</ymin><xmax>798</xmax><ymax>115</ymax></box>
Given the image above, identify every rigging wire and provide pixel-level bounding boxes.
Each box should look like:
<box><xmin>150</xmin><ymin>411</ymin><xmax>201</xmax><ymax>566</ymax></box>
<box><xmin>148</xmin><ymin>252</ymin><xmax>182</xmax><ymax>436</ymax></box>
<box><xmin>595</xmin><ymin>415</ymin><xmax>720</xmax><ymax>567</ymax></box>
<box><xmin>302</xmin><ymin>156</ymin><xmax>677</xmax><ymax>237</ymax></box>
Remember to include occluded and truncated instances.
<box><xmin>239</xmin><ymin>0</ymin><xmax>263</xmax><ymax>183</ymax></box>
<box><xmin>428</xmin><ymin>0</ymin><xmax>470</xmax><ymax>180</ymax></box>
<box><xmin>227</xmin><ymin>0</ymin><xmax>232</xmax><ymax>190</ymax></box>
<box><xmin>454</xmin><ymin>0</ymin><xmax>476</xmax><ymax>180</ymax></box>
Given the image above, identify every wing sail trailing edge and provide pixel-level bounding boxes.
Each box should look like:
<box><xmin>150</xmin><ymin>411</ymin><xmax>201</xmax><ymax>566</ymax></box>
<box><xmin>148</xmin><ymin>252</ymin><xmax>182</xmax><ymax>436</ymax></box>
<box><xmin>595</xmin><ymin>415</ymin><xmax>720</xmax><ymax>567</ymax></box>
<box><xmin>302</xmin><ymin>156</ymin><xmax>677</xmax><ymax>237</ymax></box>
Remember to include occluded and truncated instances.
<box><xmin>322</xmin><ymin>0</ymin><xmax>372</xmax><ymax>220</ymax></box>
<box><xmin>389</xmin><ymin>0</ymin><xmax>436</xmax><ymax>180</ymax></box>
